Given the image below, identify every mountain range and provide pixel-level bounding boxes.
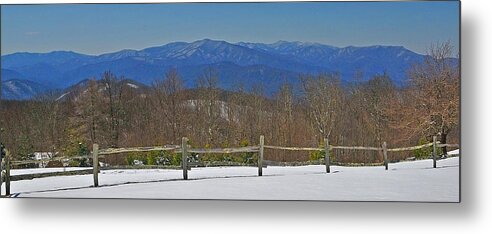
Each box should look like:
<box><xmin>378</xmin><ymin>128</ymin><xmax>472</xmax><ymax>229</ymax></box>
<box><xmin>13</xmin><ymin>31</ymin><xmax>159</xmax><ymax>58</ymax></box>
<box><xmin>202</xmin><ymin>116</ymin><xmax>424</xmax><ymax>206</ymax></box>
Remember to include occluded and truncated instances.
<box><xmin>1</xmin><ymin>39</ymin><xmax>438</xmax><ymax>100</ymax></box>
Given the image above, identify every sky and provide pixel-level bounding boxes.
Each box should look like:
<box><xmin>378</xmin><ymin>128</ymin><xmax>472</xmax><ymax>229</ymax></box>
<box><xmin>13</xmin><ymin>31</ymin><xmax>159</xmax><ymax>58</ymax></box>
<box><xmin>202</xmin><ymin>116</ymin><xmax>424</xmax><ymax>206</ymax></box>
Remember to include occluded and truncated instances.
<box><xmin>0</xmin><ymin>1</ymin><xmax>460</xmax><ymax>56</ymax></box>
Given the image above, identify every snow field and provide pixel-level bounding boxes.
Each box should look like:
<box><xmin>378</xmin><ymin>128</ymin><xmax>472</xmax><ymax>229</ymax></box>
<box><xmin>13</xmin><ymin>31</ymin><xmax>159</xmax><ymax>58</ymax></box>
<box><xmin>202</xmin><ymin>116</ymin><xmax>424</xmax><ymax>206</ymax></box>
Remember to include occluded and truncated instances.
<box><xmin>3</xmin><ymin>157</ymin><xmax>459</xmax><ymax>202</ymax></box>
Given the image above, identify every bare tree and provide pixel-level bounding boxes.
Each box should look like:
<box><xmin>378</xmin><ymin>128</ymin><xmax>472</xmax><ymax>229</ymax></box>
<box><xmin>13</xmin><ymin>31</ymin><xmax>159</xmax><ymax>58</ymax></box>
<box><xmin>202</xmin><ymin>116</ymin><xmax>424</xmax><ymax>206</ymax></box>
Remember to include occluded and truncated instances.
<box><xmin>151</xmin><ymin>68</ymin><xmax>185</xmax><ymax>144</ymax></box>
<box><xmin>72</xmin><ymin>78</ymin><xmax>102</xmax><ymax>146</ymax></box>
<box><xmin>101</xmin><ymin>71</ymin><xmax>125</xmax><ymax>147</ymax></box>
<box><xmin>195</xmin><ymin>67</ymin><xmax>222</xmax><ymax>146</ymax></box>
<box><xmin>405</xmin><ymin>41</ymin><xmax>460</xmax><ymax>155</ymax></box>
<box><xmin>360</xmin><ymin>73</ymin><xmax>396</xmax><ymax>146</ymax></box>
<box><xmin>300</xmin><ymin>73</ymin><xmax>343</xmax><ymax>141</ymax></box>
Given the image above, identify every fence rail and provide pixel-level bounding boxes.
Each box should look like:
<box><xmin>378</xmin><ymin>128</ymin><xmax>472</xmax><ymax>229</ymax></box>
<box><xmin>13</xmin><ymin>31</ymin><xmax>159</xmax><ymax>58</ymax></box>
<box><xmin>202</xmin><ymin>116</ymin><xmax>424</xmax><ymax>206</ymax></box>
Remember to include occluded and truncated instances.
<box><xmin>331</xmin><ymin>145</ymin><xmax>382</xmax><ymax>151</ymax></box>
<box><xmin>188</xmin><ymin>146</ymin><xmax>259</xmax><ymax>154</ymax></box>
<box><xmin>387</xmin><ymin>142</ymin><xmax>435</xmax><ymax>152</ymax></box>
<box><xmin>1</xmin><ymin>135</ymin><xmax>460</xmax><ymax>196</ymax></box>
<box><xmin>98</xmin><ymin>145</ymin><xmax>180</xmax><ymax>155</ymax></box>
<box><xmin>263</xmin><ymin>145</ymin><xmax>323</xmax><ymax>151</ymax></box>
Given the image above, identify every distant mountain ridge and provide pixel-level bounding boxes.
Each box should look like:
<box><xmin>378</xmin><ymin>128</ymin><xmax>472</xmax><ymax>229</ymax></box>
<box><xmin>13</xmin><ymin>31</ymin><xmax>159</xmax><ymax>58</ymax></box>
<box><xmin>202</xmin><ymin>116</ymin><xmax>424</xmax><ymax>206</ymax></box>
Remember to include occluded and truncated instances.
<box><xmin>1</xmin><ymin>39</ymin><xmax>448</xmax><ymax>100</ymax></box>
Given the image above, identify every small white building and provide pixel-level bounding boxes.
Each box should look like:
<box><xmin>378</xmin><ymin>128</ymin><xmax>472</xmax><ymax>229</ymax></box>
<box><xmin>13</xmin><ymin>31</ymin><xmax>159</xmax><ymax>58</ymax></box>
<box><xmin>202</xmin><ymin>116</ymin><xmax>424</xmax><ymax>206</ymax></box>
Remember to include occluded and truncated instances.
<box><xmin>33</xmin><ymin>152</ymin><xmax>56</xmax><ymax>167</ymax></box>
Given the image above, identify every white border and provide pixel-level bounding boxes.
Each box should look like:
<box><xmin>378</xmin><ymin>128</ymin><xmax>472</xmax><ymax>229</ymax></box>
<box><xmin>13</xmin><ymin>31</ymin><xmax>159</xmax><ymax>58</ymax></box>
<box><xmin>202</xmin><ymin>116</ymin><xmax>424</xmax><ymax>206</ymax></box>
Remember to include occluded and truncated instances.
<box><xmin>2</xmin><ymin>1</ymin><xmax>492</xmax><ymax>234</ymax></box>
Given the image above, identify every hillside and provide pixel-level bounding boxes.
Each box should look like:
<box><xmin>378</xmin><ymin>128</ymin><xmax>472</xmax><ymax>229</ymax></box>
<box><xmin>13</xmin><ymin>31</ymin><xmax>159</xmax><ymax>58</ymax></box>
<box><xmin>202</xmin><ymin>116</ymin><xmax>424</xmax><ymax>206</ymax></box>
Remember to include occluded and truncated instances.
<box><xmin>1</xmin><ymin>78</ymin><xmax>48</xmax><ymax>100</ymax></box>
<box><xmin>1</xmin><ymin>39</ymin><xmax>444</xmax><ymax>99</ymax></box>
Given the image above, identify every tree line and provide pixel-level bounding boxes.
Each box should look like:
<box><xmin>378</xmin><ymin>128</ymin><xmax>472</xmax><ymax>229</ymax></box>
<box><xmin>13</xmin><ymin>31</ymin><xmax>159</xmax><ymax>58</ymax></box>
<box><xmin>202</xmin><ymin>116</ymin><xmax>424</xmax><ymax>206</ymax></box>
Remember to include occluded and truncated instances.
<box><xmin>0</xmin><ymin>42</ymin><xmax>459</xmax><ymax>165</ymax></box>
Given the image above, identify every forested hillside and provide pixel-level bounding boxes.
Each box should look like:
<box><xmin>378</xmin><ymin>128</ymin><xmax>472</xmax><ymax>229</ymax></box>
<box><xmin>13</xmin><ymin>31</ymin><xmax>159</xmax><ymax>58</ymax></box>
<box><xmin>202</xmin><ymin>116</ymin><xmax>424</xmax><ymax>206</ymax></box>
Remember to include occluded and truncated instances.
<box><xmin>0</xmin><ymin>42</ymin><xmax>459</xmax><ymax>165</ymax></box>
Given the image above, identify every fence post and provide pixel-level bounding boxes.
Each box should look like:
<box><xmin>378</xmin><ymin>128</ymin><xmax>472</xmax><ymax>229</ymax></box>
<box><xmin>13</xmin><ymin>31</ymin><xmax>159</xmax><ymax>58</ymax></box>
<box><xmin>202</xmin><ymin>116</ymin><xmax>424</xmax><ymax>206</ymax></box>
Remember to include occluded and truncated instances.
<box><xmin>92</xmin><ymin>144</ymin><xmax>99</xmax><ymax>187</ymax></box>
<box><xmin>433</xmin><ymin>136</ymin><xmax>437</xmax><ymax>168</ymax></box>
<box><xmin>258</xmin><ymin>135</ymin><xmax>264</xmax><ymax>176</ymax></box>
<box><xmin>324</xmin><ymin>138</ymin><xmax>331</xmax><ymax>173</ymax></box>
<box><xmin>5</xmin><ymin>155</ymin><xmax>10</xmax><ymax>196</ymax></box>
<box><xmin>382</xmin><ymin>141</ymin><xmax>388</xmax><ymax>170</ymax></box>
<box><xmin>182</xmin><ymin>137</ymin><xmax>188</xmax><ymax>180</ymax></box>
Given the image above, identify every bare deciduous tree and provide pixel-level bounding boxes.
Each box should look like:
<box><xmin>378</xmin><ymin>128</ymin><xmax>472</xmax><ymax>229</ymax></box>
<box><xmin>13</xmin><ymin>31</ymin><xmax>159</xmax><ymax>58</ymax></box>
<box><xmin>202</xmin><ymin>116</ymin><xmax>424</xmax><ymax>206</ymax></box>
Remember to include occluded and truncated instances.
<box><xmin>151</xmin><ymin>68</ymin><xmax>185</xmax><ymax>144</ymax></box>
<box><xmin>300</xmin><ymin>73</ymin><xmax>343</xmax><ymax>141</ymax></box>
<box><xmin>405</xmin><ymin>41</ymin><xmax>460</xmax><ymax>155</ymax></box>
<box><xmin>102</xmin><ymin>71</ymin><xmax>125</xmax><ymax>147</ymax></box>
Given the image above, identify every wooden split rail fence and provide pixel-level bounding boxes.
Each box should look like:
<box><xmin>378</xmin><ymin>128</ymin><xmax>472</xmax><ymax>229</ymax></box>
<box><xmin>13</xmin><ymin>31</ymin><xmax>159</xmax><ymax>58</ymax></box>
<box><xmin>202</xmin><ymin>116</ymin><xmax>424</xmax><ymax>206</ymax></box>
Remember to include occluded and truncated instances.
<box><xmin>1</xmin><ymin>135</ymin><xmax>459</xmax><ymax>196</ymax></box>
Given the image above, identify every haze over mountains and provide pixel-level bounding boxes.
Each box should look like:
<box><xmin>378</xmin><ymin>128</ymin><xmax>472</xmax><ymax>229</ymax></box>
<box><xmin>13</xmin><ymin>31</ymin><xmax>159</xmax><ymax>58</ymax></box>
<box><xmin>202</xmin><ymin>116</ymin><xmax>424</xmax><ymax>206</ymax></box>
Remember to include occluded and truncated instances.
<box><xmin>1</xmin><ymin>38</ymin><xmax>436</xmax><ymax>100</ymax></box>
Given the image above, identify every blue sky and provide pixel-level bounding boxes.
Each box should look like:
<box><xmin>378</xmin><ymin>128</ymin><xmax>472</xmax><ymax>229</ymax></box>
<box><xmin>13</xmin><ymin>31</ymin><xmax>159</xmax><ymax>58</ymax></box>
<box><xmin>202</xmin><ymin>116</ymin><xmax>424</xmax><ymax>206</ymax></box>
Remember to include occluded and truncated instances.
<box><xmin>1</xmin><ymin>1</ymin><xmax>459</xmax><ymax>55</ymax></box>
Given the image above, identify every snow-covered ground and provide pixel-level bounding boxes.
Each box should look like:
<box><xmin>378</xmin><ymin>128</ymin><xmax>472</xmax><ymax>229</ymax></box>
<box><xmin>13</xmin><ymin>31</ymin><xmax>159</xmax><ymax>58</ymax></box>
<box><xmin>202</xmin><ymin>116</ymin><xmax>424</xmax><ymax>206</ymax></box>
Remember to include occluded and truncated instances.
<box><xmin>2</xmin><ymin>157</ymin><xmax>459</xmax><ymax>202</ymax></box>
<box><xmin>448</xmin><ymin>149</ymin><xmax>459</xmax><ymax>155</ymax></box>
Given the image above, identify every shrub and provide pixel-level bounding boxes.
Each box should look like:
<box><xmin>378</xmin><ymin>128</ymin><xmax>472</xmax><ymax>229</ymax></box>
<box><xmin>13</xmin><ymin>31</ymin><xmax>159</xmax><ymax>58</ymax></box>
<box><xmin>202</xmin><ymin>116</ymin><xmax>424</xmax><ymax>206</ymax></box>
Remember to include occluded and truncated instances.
<box><xmin>126</xmin><ymin>154</ymin><xmax>135</xmax><ymax>165</ymax></box>
<box><xmin>309</xmin><ymin>141</ymin><xmax>332</xmax><ymax>162</ymax></box>
<box><xmin>413</xmin><ymin>137</ymin><xmax>443</xmax><ymax>160</ymax></box>
<box><xmin>237</xmin><ymin>139</ymin><xmax>255</xmax><ymax>164</ymax></box>
<box><xmin>46</xmin><ymin>160</ymin><xmax>63</xmax><ymax>168</ymax></box>
<box><xmin>170</xmin><ymin>153</ymin><xmax>182</xmax><ymax>166</ymax></box>
<box><xmin>125</xmin><ymin>151</ymin><xmax>183</xmax><ymax>166</ymax></box>
<box><xmin>68</xmin><ymin>158</ymin><xmax>89</xmax><ymax>167</ymax></box>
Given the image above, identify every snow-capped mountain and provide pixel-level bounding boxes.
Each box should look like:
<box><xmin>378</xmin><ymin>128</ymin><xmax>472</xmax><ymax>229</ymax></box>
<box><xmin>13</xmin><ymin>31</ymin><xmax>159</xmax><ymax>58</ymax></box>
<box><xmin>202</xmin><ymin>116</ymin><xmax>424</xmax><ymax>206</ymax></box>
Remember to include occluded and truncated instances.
<box><xmin>1</xmin><ymin>39</ymin><xmax>451</xmax><ymax>99</ymax></box>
